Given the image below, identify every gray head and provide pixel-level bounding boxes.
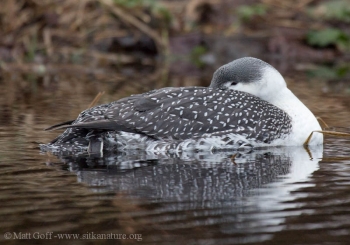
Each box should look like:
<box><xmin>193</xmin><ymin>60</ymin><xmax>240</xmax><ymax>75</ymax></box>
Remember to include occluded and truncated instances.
<box><xmin>210</xmin><ymin>57</ymin><xmax>287</xmax><ymax>102</ymax></box>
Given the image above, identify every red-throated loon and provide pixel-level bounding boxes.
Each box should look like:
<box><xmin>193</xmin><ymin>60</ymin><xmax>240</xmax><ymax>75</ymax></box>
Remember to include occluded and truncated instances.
<box><xmin>41</xmin><ymin>57</ymin><xmax>323</xmax><ymax>155</ymax></box>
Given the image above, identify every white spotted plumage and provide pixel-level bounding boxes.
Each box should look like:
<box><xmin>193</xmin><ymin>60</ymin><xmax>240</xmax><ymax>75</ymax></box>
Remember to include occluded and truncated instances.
<box><xmin>41</xmin><ymin>57</ymin><xmax>323</xmax><ymax>155</ymax></box>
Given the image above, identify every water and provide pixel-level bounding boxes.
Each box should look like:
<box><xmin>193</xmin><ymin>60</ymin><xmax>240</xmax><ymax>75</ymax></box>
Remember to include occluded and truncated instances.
<box><xmin>1</xmin><ymin>68</ymin><xmax>350</xmax><ymax>244</ymax></box>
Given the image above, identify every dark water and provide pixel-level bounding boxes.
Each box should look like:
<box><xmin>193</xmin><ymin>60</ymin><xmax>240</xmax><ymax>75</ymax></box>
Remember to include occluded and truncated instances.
<box><xmin>1</xmin><ymin>68</ymin><xmax>350</xmax><ymax>244</ymax></box>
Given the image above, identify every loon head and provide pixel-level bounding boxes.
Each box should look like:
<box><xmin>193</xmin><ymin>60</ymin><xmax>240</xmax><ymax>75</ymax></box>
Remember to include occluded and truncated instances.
<box><xmin>210</xmin><ymin>57</ymin><xmax>287</xmax><ymax>103</ymax></box>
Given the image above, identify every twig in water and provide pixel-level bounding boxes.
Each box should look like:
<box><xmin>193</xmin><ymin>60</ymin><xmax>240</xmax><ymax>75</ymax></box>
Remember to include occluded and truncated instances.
<box><xmin>304</xmin><ymin>130</ymin><xmax>350</xmax><ymax>146</ymax></box>
<box><xmin>316</xmin><ymin>117</ymin><xmax>329</xmax><ymax>129</ymax></box>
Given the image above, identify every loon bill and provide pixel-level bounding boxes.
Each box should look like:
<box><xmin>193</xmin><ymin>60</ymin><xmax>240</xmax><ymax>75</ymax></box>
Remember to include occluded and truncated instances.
<box><xmin>41</xmin><ymin>57</ymin><xmax>323</xmax><ymax>155</ymax></box>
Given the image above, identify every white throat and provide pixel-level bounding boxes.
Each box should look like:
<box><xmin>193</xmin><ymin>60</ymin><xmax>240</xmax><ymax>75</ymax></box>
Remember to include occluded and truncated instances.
<box><xmin>268</xmin><ymin>88</ymin><xmax>323</xmax><ymax>146</ymax></box>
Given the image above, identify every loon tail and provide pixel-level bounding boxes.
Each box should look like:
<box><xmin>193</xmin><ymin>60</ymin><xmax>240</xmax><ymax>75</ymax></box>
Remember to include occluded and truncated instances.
<box><xmin>44</xmin><ymin>120</ymin><xmax>75</xmax><ymax>131</ymax></box>
<box><xmin>45</xmin><ymin>120</ymin><xmax>136</xmax><ymax>133</ymax></box>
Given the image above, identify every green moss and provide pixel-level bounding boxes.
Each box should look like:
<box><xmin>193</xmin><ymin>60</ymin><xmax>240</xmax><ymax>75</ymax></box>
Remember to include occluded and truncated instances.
<box><xmin>190</xmin><ymin>45</ymin><xmax>208</xmax><ymax>68</ymax></box>
<box><xmin>306</xmin><ymin>28</ymin><xmax>350</xmax><ymax>51</ymax></box>
<box><xmin>237</xmin><ymin>4</ymin><xmax>268</xmax><ymax>22</ymax></box>
<box><xmin>307</xmin><ymin>64</ymin><xmax>350</xmax><ymax>80</ymax></box>
<box><xmin>310</xmin><ymin>0</ymin><xmax>350</xmax><ymax>23</ymax></box>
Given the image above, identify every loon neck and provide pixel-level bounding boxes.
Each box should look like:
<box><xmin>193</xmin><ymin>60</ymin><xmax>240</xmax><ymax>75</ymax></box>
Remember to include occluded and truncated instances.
<box><xmin>268</xmin><ymin>88</ymin><xmax>323</xmax><ymax>145</ymax></box>
<box><xmin>268</xmin><ymin>88</ymin><xmax>310</xmax><ymax>120</ymax></box>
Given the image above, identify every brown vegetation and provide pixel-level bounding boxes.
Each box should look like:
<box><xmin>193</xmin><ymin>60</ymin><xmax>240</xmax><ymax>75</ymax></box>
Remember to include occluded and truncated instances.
<box><xmin>1</xmin><ymin>0</ymin><xmax>350</xmax><ymax>73</ymax></box>
<box><xmin>0</xmin><ymin>0</ymin><xmax>170</xmax><ymax>73</ymax></box>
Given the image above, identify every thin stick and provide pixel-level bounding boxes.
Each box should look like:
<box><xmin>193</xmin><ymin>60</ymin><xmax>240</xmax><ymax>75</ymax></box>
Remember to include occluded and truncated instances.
<box><xmin>303</xmin><ymin>145</ymin><xmax>313</xmax><ymax>159</ymax></box>
<box><xmin>304</xmin><ymin>130</ymin><xmax>350</xmax><ymax>145</ymax></box>
<box><xmin>230</xmin><ymin>153</ymin><xmax>237</xmax><ymax>164</ymax></box>
<box><xmin>316</xmin><ymin>117</ymin><xmax>329</xmax><ymax>129</ymax></box>
<box><xmin>88</xmin><ymin>91</ymin><xmax>105</xmax><ymax>108</ymax></box>
<box><xmin>315</xmin><ymin>130</ymin><xmax>350</xmax><ymax>137</ymax></box>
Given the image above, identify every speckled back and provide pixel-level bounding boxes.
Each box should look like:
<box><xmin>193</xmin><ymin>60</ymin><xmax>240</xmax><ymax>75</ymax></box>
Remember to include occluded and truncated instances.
<box><xmin>100</xmin><ymin>87</ymin><xmax>293</xmax><ymax>143</ymax></box>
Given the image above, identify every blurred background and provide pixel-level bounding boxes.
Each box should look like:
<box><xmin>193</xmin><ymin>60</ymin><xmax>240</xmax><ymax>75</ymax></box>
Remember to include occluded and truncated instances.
<box><xmin>1</xmin><ymin>0</ymin><xmax>350</xmax><ymax>125</ymax></box>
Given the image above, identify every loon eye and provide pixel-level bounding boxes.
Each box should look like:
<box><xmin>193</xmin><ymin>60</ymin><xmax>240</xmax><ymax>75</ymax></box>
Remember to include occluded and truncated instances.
<box><xmin>230</xmin><ymin>81</ymin><xmax>238</xmax><ymax>86</ymax></box>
